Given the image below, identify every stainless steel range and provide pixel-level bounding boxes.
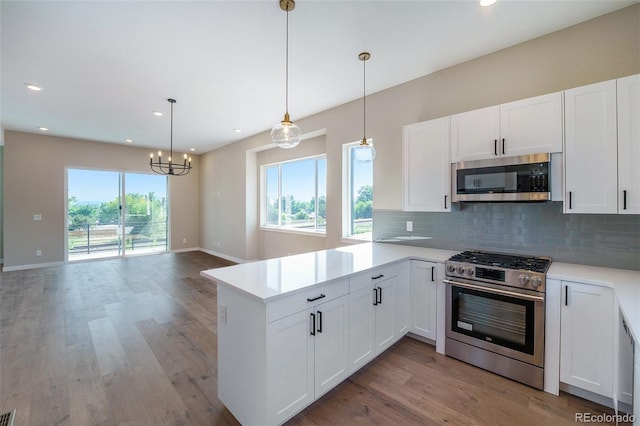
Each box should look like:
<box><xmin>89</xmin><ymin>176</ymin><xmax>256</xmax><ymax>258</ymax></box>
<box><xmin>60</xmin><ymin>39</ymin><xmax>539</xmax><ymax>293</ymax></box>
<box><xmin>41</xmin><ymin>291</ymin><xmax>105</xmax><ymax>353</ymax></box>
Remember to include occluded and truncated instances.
<box><xmin>444</xmin><ymin>250</ymin><xmax>551</xmax><ymax>390</ymax></box>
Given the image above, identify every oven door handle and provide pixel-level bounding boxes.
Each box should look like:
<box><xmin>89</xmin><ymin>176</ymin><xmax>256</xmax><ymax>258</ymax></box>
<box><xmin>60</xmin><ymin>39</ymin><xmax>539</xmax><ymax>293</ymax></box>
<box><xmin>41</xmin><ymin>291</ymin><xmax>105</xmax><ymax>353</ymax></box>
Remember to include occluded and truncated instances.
<box><xmin>443</xmin><ymin>279</ymin><xmax>544</xmax><ymax>302</ymax></box>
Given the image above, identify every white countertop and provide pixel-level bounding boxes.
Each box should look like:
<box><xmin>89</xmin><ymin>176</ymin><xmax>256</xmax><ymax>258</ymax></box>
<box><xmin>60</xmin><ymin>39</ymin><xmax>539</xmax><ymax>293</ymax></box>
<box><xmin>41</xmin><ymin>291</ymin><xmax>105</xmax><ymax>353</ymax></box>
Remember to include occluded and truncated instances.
<box><xmin>201</xmin><ymin>242</ymin><xmax>639</xmax><ymax>339</ymax></box>
<box><xmin>200</xmin><ymin>242</ymin><xmax>456</xmax><ymax>302</ymax></box>
<box><xmin>548</xmin><ymin>262</ymin><xmax>640</xmax><ymax>342</ymax></box>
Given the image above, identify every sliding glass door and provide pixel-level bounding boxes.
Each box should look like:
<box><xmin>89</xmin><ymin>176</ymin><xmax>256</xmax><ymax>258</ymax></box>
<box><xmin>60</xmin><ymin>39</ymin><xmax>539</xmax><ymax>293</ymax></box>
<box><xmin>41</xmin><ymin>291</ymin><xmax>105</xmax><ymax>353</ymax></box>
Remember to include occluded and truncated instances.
<box><xmin>123</xmin><ymin>172</ymin><xmax>168</xmax><ymax>256</ymax></box>
<box><xmin>67</xmin><ymin>169</ymin><xmax>168</xmax><ymax>261</ymax></box>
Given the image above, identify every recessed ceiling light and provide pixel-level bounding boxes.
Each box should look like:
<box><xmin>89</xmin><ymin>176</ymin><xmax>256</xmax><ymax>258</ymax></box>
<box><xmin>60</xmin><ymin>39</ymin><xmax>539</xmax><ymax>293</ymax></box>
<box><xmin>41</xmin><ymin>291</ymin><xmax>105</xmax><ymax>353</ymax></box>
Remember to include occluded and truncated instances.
<box><xmin>25</xmin><ymin>83</ymin><xmax>44</xmax><ymax>91</ymax></box>
<box><xmin>125</xmin><ymin>138</ymin><xmax>133</xmax><ymax>143</ymax></box>
<box><xmin>38</xmin><ymin>127</ymin><xmax>48</xmax><ymax>131</ymax></box>
<box><xmin>153</xmin><ymin>111</ymin><xmax>163</xmax><ymax>117</ymax></box>
<box><xmin>233</xmin><ymin>128</ymin><xmax>242</xmax><ymax>133</ymax></box>
<box><xmin>480</xmin><ymin>0</ymin><xmax>497</xmax><ymax>6</ymax></box>
<box><xmin>190</xmin><ymin>148</ymin><xmax>196</xmax><ymax>151</ymax></box>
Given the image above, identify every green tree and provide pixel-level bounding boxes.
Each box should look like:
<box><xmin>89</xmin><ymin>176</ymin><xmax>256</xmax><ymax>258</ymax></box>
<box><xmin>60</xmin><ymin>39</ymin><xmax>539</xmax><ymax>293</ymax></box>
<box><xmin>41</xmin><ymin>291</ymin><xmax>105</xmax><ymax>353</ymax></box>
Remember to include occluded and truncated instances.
<box><xmin>356</xmin><ymin>185</ymin><xmax>373</xmax><ymax>204</ymax></box>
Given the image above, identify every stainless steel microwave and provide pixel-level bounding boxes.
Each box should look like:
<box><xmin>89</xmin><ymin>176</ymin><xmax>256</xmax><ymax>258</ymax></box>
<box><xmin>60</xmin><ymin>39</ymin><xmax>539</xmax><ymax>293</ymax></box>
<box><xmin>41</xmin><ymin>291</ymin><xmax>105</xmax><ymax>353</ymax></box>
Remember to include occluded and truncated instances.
<box><xmin>452</xmin><ymin>153</ymin><xmax>551</xmax><ymax>202</ymax></box>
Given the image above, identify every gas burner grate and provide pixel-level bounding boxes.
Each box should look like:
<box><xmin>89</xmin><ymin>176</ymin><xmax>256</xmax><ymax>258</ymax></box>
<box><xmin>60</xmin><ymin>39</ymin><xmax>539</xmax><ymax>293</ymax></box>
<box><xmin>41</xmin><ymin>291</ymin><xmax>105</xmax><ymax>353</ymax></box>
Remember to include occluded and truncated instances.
<box><xmin>450</xmin><ymin>250</ymin><xmax>551</xmax><ymax>273</ymax></box>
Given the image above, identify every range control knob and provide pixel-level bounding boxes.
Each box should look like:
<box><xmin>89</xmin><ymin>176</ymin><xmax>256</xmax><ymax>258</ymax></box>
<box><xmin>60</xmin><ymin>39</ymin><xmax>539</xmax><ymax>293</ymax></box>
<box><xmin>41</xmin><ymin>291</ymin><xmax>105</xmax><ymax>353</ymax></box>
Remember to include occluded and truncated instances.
<box><xmin>466</xmin><ymin>267</ymin><xmax>475</xmax><ymax>277</ymax></box>
<box><xmin>457</xmin><ymin>266</ymin><xmax>465</xmax><ymax>274</ymax></box>
<box><xmin>518</xmin><ymin>274</ymin><xmax>530</xmax><ymax>285</ymax></box>
<box><xmin>447</xmin><ymin>265</ymin><xmax>456</xmax><ymax>273</ymax></box>
<box><xmin>530</xmin><ymin>276</ymin><xmax>542</xmax><ymax>288</ymax></box>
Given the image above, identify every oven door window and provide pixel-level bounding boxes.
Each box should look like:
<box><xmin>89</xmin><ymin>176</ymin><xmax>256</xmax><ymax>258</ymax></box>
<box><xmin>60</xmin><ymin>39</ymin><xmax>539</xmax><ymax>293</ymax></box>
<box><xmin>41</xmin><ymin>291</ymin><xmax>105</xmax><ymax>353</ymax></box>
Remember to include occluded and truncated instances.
<box><xmin>451</xmin><ymin>285</ymin><xmax>535</xmax><ymax>355</ymax></box>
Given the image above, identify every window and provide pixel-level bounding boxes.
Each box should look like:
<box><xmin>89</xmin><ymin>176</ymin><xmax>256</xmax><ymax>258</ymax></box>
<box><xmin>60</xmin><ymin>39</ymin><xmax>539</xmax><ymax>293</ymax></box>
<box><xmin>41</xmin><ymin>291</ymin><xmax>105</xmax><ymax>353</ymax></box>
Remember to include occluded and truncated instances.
<box><xmin>343</xmin><ymin>141</ymin><xmax>373</xmax><ymax>240</ymax></box>
<box><xmin>261</xmin><ymin>155</ymin><xmax>326</xmax><ymax>233</ymax></box>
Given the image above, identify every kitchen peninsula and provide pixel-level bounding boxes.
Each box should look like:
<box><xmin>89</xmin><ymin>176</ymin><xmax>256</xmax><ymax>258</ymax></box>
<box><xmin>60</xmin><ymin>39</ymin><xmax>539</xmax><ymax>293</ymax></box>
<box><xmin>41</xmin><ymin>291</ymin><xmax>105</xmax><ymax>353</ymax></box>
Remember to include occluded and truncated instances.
<box><xmin>201</xmin><ymin>242</ymin><xmax>640</xmax><ymax>426</ymax></box>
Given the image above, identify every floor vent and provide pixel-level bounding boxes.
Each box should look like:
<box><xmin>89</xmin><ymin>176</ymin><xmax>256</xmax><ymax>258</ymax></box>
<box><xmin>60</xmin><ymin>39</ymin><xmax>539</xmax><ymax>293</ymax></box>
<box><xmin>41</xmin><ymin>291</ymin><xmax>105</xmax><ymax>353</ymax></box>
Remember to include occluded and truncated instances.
<box><xmin>0</xmin><ymin>410</ymin><xmax>15</xmax><ymax>426</ymax></box>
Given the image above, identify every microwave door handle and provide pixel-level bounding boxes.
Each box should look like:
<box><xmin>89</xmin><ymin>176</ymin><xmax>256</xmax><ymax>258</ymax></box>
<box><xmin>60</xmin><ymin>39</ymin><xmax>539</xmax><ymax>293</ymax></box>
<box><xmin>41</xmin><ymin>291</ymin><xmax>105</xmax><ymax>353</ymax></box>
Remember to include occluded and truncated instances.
<box><xmin>443</xmin><ymin>279</ymin><xmax>544</xmax><ymax>302</ymax></box>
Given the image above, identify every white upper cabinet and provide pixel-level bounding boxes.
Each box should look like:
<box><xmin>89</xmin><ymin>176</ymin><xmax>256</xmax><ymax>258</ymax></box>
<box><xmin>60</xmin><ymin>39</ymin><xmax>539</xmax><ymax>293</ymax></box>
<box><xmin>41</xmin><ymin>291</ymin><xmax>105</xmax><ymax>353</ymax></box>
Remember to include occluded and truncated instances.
<box><xmin>564</xmin><ymin>80</ymin><xmax>618</xmax><ymax>214</ymax></box>
<box><xmin>402</xmin><ymin>117</ymin><xmax>451</xmax><ymax>212</ymax></box>
<box><xmin>499</xmin><ymin>92</ymin><xmax>563</xmax><ymax>156</ymax></box>
<box><xmin>451</xmin><ymin>92</ymin><xmax>562</xmax><ymax>162</ymax></box>
<box><xmin>451</xmin><ymin>105</ymin><xmax>500</xmax><ymax>162</ymax></box>
<box><xmin>617</xmin><ymin>74</ymin><xmax>640</xmax><ymax>214</ymax></box>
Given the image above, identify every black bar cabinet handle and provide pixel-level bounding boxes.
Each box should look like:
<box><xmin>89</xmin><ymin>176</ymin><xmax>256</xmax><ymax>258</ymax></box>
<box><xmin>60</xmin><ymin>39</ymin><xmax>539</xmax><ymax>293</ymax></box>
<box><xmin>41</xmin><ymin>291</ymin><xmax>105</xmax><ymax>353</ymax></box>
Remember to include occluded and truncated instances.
<box><xmin>444</xmin><ymin>195</ymin><xmax>448</xmax><ymax>209</ymax></box>
<box><xmin>431</xmin><ymin>266</ymin><xmax>435</xmax><ymax>282</ymax></box>
<box><xmin>494</xmin><ymin>139</ymin><xmax>498</xmax><ymax>156</ymax></box>
<box><xmin>373</xmin><ymin>288</ymin><xmax>378</xmax><ymax>306</ymax></box>
<box><xmin>310</xmin><ymin>313</ymin><xmax>316</xmax><ymax>336</ymax></box>
<box><xmin>372</xmin><ymin>274</ymin><xmax>384</xmax><ymax>280</ymax></box>
<box><xmin>317</xmin><ymin>310</ymin><xmax>322</xmax><ymax>333</ymax></box>
<box><xmin>377</xmin><ymin>286</ymin><xmax>382</xmax><ymax>304</ymax></box>
<box><xmin>502</xmin><ymin>138</ymin><xmax>505</xmax><ymax>155</ymax></box>
<box><xmin>565</xmin><ymin>286</ymin><xmax>568</xmax><ymax>306</ymax></box>
<box><xmin>623</xmin><ymin>190</ymin><xmax>627</xmax><ymax>210</ymax></box>
<box><xmin>568</xmin><ymin>192</ymin><xmax>572</xmax><ymax>210</ymax></box>
<box><xmin>307</xmin><ymin>294</ymin><xmax>326</xmax><ymax>302</ymax></box>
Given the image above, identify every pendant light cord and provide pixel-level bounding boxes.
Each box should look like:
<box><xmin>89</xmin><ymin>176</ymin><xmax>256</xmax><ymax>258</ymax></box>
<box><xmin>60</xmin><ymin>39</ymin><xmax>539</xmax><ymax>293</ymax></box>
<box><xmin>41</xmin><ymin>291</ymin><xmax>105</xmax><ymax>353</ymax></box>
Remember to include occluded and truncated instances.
<box><xmin>363</xmin><ymin>56</ymin><xmax>366</xmax><ymax>141</ymax></box>
<box><xmin>285</xmin><ymin>6</ymin><xmax>289</xmax><ymax>116</ymax></box>
<box><xmin>170</xmin><ymin>101</ymin><xmax>174</xmax><ymax>159</ymax></box>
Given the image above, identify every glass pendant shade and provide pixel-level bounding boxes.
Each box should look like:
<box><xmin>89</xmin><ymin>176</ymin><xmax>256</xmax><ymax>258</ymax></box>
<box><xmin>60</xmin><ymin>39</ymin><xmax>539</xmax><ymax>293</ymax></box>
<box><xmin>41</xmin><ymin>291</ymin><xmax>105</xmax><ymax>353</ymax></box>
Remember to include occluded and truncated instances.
<box><xmin>353</xmin><ymin>138</ymin><xmax>376</xmax><ymax>163</ymax></box>
<box><xmin>272</xmin><ymin>112</ymin><xmax>301</xmax><ymax>149</ymax></box>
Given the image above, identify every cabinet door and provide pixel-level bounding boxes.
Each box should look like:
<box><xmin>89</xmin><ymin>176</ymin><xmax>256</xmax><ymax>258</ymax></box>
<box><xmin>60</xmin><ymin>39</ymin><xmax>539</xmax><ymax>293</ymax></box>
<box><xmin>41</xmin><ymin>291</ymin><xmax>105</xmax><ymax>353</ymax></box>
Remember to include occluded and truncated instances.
<box><xmin>560</xmin><ymin>281</ymin><xmax>614</xmax><ymax>398</ymax></box>
<box><xmin>451</xmin><ymin>105</ymin><xmax>500</xmax><ymax>162</ymax></box>
<box><xmin>267</xmin><ymin>309</ymin><xmax>314</xmax><ymax>425</ymax></box>
<box><xmin>393</xmin><ymin>261</ymin><xmax>411</xmax><ymax>338</ymax></box>
<box><xmin>348</xmin><ymin>284</ymin><xmax>376</xmax><ymax>373</ymax></box>
<box><xmin>314</xmin><ymin>295</ymin><xmax>349</xmax><ymax>399</ymax></box>
<box><xmin>410</xmin><ymin>260</ymin><xmax>437</xmax><ymax>340</ymax></box>
<box><xmin>402</xmin><ymin>117</ymin><xmax>451</xmax><ymax>212</ymax></box>
<box><xmin>499</xmin><ymin>92</ymin><xmax>563</xmax><ymax>156</ymax></box>
<box><xmin>374</xmin><ymin>276</ymin><xmax>397</xmax><ymax>354</ymax></box>
<box><xmin>617</xmin><ymin>74</ymin><xmax>640</xmax><ymax>214</ymax></box>
<box><xmin>564</xmin><ymin>80</ymin><xmax>618</xmax><ymax>213</ymax></box>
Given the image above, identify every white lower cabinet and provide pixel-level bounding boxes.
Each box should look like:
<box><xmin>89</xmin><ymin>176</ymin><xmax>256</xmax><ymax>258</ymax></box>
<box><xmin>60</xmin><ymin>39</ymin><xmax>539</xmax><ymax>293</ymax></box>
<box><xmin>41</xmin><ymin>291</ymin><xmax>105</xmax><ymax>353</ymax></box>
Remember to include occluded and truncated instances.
<box><xmin>410</xmin><ymin>260</ymin><xmax>438</xmax><ymax>341</ymax></box>
<box><xmin>560</xmin><ymin>280</ymin><xmax>614</xmax><ymax>398</ymax></box>
<box><xmin>267</xmin><ymin>294</ymin><xmax>349</xmax><ymax>425</ymax></box>
<box><xmin>348</xmin><ymin>262</ymin><xmax>410</xmax><ymax>373</ymax></box>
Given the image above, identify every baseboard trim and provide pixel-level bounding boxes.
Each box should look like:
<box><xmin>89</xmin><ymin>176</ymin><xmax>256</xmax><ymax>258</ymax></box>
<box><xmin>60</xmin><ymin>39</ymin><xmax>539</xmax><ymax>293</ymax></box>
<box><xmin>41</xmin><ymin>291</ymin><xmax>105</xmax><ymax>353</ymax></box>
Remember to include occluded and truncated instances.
<box><xmin>3</xmin><ymin>260</ymin><xmax>65</xmax><ymax>272</ymax></box>
<box><xmin>199</xmin><ymin>248</ymin><xmax>248</xmax><ymax>264</ymax></box>
<box><xmin>171</xmin><ymin>247</ymin><xmax>201</xmax><ymax>254</ymax></box>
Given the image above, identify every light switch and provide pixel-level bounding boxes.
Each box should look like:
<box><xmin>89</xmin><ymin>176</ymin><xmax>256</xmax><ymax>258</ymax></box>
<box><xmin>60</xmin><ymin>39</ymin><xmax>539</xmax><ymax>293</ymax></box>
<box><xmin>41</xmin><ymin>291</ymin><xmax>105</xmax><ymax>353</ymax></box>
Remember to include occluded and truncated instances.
<box><xmin>33</xmin><ymin>214</ymin><xmax>42</xmax><ymax>221</ymax></box>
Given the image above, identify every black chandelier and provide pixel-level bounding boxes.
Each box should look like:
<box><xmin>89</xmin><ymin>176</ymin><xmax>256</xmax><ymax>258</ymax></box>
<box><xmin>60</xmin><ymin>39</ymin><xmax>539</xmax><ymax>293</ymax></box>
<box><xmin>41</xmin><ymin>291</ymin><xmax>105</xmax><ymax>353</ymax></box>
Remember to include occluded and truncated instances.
<box><xmin>149</xmin><ymin>98</ymin><xmax>192</xmax><ymax>176</ymax></box>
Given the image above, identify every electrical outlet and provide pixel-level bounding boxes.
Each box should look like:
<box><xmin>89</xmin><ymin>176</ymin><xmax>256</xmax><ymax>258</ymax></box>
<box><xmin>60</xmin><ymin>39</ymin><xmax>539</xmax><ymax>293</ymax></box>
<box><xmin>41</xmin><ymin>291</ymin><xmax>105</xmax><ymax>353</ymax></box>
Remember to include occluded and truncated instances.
<box><xmin>217</xmin><ymin>241</ymin><xmax>220</xmax><ymax>247</ymax></box>
<box><xmin>33</xmin><ymin>214</ymin><xmax>42</xmax><ymax>221</ymax></box>
<box><xmin>36</xmin><ymin>249</ymin><xmax>42</xmax><ymax>256</ymax></box>
<box><xmin>182</xmin><ymin>238</ymin><xmax>187</xmax><ymax>244</ymax></box>
<box><xmin>406</xmin><ymin>221</ymin><xmax>413</xmax><ymax>232</ymax></box>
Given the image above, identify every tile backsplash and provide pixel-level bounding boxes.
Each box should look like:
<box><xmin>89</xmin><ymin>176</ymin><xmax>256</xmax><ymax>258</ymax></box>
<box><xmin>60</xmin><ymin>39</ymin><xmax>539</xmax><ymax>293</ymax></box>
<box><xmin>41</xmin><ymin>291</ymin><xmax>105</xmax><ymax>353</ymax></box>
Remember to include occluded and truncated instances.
<box><xmin>373</xmin><ymin>202</ymin><xmax>640</xmax><ymax>270</ymax></box>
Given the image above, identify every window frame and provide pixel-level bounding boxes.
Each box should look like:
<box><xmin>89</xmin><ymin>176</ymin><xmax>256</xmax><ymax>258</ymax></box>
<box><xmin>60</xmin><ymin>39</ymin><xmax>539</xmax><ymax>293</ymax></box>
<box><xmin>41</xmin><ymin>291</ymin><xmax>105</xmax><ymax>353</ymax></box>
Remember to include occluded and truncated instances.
<box><xmin>260</xmin><ymin>154</ymin><xmax>327</xmax><ymax>236</ymax></box>
<box><xmin>342</xmin><ymin>140</ymin><xmax>373</xmax><ymax>242</ymax></box>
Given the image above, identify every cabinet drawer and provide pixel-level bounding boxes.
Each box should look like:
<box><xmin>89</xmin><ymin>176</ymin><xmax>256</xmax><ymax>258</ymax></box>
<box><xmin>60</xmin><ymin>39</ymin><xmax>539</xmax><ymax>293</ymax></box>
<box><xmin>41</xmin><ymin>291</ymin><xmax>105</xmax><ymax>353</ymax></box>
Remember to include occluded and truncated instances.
<box><xmin>267</xmin><ymin>279</ymin><xmax>348</xmax><ymax>323</ymax></box>
<box><xmin>349</xmin><ymin>264</ymin><xmax>399</xmax><ymax>293</ymax></box>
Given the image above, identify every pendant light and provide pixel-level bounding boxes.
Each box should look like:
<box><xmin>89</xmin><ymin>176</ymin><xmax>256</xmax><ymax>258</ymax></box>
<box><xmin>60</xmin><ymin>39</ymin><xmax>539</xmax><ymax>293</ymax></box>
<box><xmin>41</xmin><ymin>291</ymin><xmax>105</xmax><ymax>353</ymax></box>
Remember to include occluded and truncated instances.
<box><xmin>271</xmin><ymin>0</ymin><xmax>301</xmax><ymax>149</ymax></box>
<box><xmin>149</xmin><ymin>99</ymin><xmax>192</xmax><ymax>176</ymax></box>
<box><xmin>353</xmin><ymin>52</ymin><xmax>376</xmax><ymax>163</ymax></box>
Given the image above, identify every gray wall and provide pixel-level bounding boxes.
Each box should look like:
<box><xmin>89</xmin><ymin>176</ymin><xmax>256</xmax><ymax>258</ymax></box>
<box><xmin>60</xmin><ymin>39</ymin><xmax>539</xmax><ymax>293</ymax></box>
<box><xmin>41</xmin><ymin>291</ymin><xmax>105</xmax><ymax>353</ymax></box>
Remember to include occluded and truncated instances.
<box><xmin>0</xmin><ymin>145</ymin><xmax>3</xmax><ymax>263</ymax></box>
<box><xmin>373</xmin><ymin>204</ymin><xmax>640</xmax><ymax>270</ymax></box>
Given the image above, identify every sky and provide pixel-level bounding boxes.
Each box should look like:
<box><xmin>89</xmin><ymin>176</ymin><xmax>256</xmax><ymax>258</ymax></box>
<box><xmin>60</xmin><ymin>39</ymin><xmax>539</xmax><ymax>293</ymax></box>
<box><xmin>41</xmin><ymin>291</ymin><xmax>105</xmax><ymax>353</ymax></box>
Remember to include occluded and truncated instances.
<box><xmin>266</xmin><ymin>154</ymin><xmax>373</xmax><ymax>202</ymax></box>
<box><xmin>68</xmin><ymin>169</ymin><xmax>167</xmax><ymax>204</ymax></box>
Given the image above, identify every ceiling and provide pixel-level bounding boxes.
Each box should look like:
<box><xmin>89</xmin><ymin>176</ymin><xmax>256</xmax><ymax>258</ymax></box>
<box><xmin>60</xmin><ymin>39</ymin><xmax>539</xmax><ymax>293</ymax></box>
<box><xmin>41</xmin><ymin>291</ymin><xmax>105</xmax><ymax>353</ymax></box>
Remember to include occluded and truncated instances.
<box><xmin>1</xmin><ymin>0</ymin><xmax>636</xmax><ymax>154</ymax></box>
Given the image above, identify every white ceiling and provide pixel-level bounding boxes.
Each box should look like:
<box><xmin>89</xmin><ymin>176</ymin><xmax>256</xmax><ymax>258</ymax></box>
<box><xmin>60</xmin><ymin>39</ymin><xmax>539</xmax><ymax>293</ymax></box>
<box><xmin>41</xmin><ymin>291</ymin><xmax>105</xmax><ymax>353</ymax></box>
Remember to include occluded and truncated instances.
<box><xmin>1</xmin><ymin>0</ymin><xmax>636</xmax><ymax>154</ymax></box>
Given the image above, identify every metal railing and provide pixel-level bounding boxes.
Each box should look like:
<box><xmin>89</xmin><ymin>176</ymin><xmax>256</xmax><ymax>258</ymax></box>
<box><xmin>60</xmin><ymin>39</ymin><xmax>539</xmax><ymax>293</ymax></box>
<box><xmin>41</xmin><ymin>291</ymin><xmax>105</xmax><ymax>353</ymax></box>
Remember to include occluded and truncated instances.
<box><xmin>68</xmin><ymin>220</ymin><xmax>167</xmax><ymax>256</ymax></box>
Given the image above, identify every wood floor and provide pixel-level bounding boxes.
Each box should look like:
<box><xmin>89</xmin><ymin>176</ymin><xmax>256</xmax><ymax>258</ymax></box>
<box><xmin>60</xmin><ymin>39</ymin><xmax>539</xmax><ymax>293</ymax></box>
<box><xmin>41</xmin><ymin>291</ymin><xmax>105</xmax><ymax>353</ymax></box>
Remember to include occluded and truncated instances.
<box><xmin>0</xmin><ymin>251</ymin><xmax>622</xmax><ymax>425</ymax></box>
